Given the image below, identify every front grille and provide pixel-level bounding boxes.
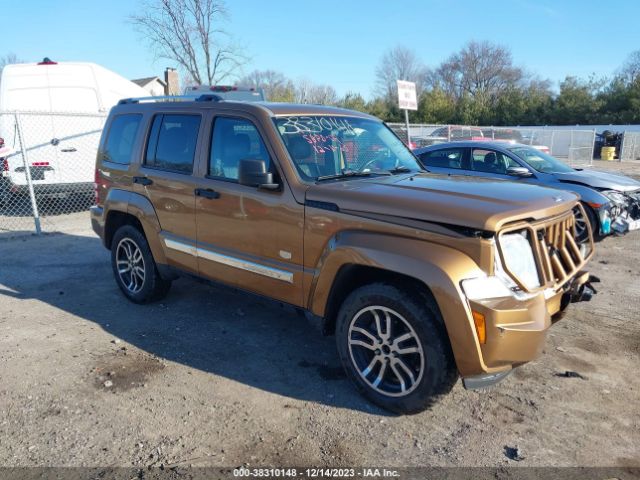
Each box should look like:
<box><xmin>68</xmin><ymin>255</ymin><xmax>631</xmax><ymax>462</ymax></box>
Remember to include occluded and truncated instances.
<box><xmin>497</xmin><ymin>206</ymin><xmax>594</xmax><ymax>292</ymax></box>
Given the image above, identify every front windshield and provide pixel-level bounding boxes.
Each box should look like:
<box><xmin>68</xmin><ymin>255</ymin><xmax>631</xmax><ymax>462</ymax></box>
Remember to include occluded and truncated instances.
<box><xmin>509</xmin><ymin>146</ymin><xmax>574</xmax><ymax>173</ymax></box>
<box><xmin>274</xmin><ymin>116</ymin><xmax>422</xmax><ymax>180</ymax></box>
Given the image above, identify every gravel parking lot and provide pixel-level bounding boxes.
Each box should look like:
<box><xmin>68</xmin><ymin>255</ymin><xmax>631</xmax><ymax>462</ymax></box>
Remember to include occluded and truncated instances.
<box><xmin>0</xmin><ymin>163</ymin><xmax>639</xmax><ymax>470</ymax></box>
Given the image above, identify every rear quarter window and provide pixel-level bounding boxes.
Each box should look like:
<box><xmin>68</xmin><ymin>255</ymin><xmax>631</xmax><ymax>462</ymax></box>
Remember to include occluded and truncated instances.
<box><xmin>103</xmin><ymin>114</ymin><xmax>142</xmax><ymax>165</ymax></box>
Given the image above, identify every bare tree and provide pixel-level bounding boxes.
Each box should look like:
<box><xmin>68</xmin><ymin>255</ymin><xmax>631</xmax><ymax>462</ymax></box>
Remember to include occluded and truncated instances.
<box><xmin>0</xmin><ymin>53</ymin><xmax>23</xmax><ymax>71</ymax></box>
<box><xmin>618</xmin><ymin>50</ymin><xmax>640</xmax><ymax>85</ymax></box>
<box><xmin>304</xmin><ymin>84</ymin><xmax>338</xmax><ymax>105</ymax></box>
<box><xmin>294</xmin><ymin>77</ymin><xmax>314</xmax><ymax>104</ymax></box>
<box><xmin>237</xmin><ymin>69</ymin><xmax>295</xmax><ymax>101</ymax></box>
<box><xmin>292</xmin><ymin>78</ymin><xmax>337</xmax><ymax>105</ymax></box>
<box><xmin>374</xmin><ymin>46</ymin><xmax>429</xmax><ymax>100</ymax></box>
<box><xmin>130</xmin><ymin>0</ymin><xmax>246</xmax><ymax>86</ymax></box>
<box><xmin>433</xmin><ymin>41</ymin><xmax>524</xmax><ymax>103</ymax></box>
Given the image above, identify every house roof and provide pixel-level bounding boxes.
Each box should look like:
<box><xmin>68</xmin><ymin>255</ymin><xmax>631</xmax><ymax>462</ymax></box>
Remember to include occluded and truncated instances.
<box><xmin>131</xmin><ymin>76</ymin><xmax>167</xmax><ymax>88</ymax></box>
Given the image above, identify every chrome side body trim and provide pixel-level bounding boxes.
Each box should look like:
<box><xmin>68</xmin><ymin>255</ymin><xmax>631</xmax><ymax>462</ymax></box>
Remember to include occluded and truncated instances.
<box><xmin>164</xmin><ymin>238</ymin><xmax>197</xmax><ymax>257</ymax></box>
<box><xmin>163</xmin><ymin>238</ymin><xmax>293</xmax><ymax>284</ymax></box>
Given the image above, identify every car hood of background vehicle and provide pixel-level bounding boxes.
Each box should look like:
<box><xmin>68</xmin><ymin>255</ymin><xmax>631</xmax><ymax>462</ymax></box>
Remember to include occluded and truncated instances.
<box><xmin>555</xmin><ymin>169</ymin><xmax>640</xmax><ymax>192</ymax></box>
<box><xmin>306</xmin><ymin>173</ymin><xmax>578</xmax><ymax>232</ymax></box>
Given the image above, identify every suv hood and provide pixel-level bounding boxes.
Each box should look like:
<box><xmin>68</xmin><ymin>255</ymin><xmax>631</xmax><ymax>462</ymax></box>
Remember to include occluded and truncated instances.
<box><xmin>306</xmin><ymin>173</ymin><xmax>578</xmax><ymax>232</ymax></box>
<box><xmin>555</xmin><ymin>169</ymin><xmax>640</xmax><ymax>192</ymax></box>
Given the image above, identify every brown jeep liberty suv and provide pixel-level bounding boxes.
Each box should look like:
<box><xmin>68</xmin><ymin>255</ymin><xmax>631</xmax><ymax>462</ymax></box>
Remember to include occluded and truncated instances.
<box><xmin>91</xmin><ymin>95</ymin><xmax>596</xmax><ymax>413</ymax></box>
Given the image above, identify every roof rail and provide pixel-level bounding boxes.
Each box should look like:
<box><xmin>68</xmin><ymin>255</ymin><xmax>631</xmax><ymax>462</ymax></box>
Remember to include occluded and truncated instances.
<box><xmin>118</xmin><ymin>94</ymin><xmax>223</xmax><ymax>105</ymax></box>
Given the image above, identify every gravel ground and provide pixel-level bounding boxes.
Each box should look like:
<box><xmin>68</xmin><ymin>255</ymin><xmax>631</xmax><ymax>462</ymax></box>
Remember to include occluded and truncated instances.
<box><xmin>0</xmin><ymin>163</ymin><xmax>639</xmax><ymax>470</ymax></box>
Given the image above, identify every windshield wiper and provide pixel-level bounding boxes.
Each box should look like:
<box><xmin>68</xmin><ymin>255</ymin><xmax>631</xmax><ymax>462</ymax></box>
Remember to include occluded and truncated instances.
<box><xmin>388</xmin><ymin>166</ymin><xmax>414</xmax><ymax>174</ymax></box>
<box><xmin>316</xmin><ymin>169</ymin><xmax>390</xmax><ymax>182</ymax></box>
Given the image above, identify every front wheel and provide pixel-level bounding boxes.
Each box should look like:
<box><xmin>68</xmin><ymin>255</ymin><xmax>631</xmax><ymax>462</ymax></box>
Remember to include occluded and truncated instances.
<box><xmin>110</xmin><ymin>225</ymin><xmax>172</xmax><ymax>303</ymax></box>
<box><xmin>574</xmin><ymin>203</ymin><xmax>599</xmax><ymax>243</ymax></box>
<box><xmin>335</xmin><ymin>283</ymin><xmax>458</xmax><ymax>414</ymax></box>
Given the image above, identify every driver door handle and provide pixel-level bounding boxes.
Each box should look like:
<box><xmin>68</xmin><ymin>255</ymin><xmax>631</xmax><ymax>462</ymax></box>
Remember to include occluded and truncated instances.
<box><xmin>195</xmin><ymin>188</ymin><xmax>220</xmax><ymax>199</ymax></box>
<box><xmin>133</xmin><ymin>176</ymin><xmax>153</xmax><ymax>186</ymax></box>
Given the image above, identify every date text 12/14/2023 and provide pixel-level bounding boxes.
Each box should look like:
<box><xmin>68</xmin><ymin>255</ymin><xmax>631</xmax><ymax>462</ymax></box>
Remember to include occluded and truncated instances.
<box><xmin>233</xmin><ymin>467</ymin><xmax>400</xmax><ymax>478</ymax></box>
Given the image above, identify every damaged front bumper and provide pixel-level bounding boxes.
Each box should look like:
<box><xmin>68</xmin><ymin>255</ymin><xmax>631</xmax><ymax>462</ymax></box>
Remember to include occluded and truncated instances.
<box><xmin>596</xmin><ymin>190</ymin><xmax>640</xmax><ymax>235</ymax></box>
<box><xmin>549</xmin><ymin>270</ymin><xmax>599</xmax><ymax>323</ymax></box>
<box><xmin>463</xmin><ymin>272</ymin><xmax>598</xmax><ymax>377</ymax></box>
<box><xmin>460</xmin><ymin>211</ymin><xmax>598</xmax><ymax>390</ymax></box>
<box><xmin>461</xmin><ymin>271</ymin><xmax>599</xmax><ymax>391</ymax></box>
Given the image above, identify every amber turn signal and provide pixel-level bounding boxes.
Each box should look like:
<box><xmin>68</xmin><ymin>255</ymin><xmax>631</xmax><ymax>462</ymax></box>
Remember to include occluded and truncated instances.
<box><xmin>472</xmin><ymin>311</ymin><xmax>486</xmax><ymax>344</ymax></box>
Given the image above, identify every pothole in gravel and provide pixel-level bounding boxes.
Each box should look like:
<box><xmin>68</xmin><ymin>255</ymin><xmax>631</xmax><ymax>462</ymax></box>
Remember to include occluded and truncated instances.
<box><xmin>91</xmin><ymin>349</ymin><xmax>164</xmax><ymax>392</ymax></box>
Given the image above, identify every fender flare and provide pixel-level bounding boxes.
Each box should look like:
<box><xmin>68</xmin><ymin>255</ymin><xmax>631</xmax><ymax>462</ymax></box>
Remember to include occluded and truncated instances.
<box><xmin>104</xmin><ymin>189</ymin><xmax>168</xmax><ymax>266</ymax></box>
<box><xmin>308</xmin><ymin>230</ymin><xmax>489</xmax><ymax>376</ymax></box>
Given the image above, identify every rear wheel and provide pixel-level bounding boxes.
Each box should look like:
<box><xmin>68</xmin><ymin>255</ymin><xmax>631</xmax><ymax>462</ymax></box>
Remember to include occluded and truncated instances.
<box><xmin>335</xmin><ymin>283</ymin><xmax>458</xmax><ymax>414</ymax></box>
<box><xmin>110</xmin><ymin>225</ymin><xmax>171</xmax><ymax>303</ymax></box>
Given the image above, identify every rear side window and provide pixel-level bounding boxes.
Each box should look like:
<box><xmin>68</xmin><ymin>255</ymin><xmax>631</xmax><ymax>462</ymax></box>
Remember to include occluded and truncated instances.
<box><xmin>103</xmin><ymin>114</ymin><xmax>142</xmax><ymax>165</ymax></box>
<box><xmin>145</xmin><ymin>114</ymin><xmax>201</xmax><ymax>173</ymax></box>
<box><xmin>419</xmin><ymin>148</ymin><xmax>464</xmax><ymax>169</ymax></box>
<box><xmin>209</xmin><ymin>117</ymin><xmax>270</xmax><ymax>180</ymax></box>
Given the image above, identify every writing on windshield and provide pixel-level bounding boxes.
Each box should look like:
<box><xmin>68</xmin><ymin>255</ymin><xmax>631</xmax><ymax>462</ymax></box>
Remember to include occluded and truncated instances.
<box><xmin>279</xmin><ymin>116</ymin><xmax>356</xmax><ymax>135</ymax></box>
<box><xmin>303</xmin><ymin>134</ymin><xmax>349</xmax><ymax>154</ymax></box>
<box><xmin>274</xmin><ymin>115</ymin><xmax>421</xmax><ymax>181</ymax></box>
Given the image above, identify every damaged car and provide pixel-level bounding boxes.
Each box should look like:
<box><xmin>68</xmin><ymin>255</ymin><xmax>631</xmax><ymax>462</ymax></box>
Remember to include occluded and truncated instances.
<box><xmin>414</xmin><ymin>141</ymin><xmax>640</xmax><ymax>241</ymax></box>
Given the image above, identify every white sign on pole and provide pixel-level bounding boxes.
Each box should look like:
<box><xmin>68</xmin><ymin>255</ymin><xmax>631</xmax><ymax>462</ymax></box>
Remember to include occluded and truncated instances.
<box><xmin>397</xmin><ymin>80</ymin><xmax>418</xmax><ymax>111</ymax></box>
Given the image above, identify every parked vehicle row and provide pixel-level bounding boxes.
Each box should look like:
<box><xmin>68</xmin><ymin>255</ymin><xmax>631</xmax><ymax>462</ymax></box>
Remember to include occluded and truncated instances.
<box><xmin>411</xmin><ymin>125</ymin><xmax>551</xmax><ymax>154</ymax></box>
<box><xmin>92</xmin><ymin>96</ymin><xmax>598</xmax><ymax>414</ymax></box>
<box><xmin>414</xmin><ymin>141</ymin><xmax>640</xmax><ymax>241</ymax></box>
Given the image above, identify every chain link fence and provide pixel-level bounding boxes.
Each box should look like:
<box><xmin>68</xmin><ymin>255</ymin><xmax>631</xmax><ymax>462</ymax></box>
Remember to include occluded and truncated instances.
<box><xmin>620</xmin><ymin>131</ymin><xmax>640</xmax><ymax>161</ymax></box>
<box><xmin>388</xmin><ymin>123</ymin><xmax>597</xmax><ymax>166</ymax></box>
<box><xmin>0</xmin><ymin>111</ymin><xmax>106</xmax><ymax>237</ymax></box>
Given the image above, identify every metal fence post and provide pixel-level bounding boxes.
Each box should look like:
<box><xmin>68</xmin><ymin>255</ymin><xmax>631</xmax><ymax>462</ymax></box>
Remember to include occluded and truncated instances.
<box><xmin>589</xmin><ymin>129</ymin><xmax>595</xmax><ymax>165</ymax></box>
<box><xmin>14</xmin><ymin>113</ymin><xmax>42</xmax><ymax>235</ymax></box>
<box><xmin>569</xmin><ymin>130</ymin><xmax>574</xmax><ymax>165</ymax></box>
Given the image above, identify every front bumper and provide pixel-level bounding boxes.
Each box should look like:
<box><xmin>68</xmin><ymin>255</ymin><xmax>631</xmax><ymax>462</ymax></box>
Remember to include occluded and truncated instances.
<box><xmin>460</xmin><ymin>271</ymin><xmax>596</xmax><ymax>388</ymax></box>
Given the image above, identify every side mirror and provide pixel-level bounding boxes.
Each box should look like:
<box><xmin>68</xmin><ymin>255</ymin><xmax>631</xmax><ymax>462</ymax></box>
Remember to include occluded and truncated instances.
<box><xmin>506</xmin><ymin>166</ymin><xmax>533</xmax><ymax>178</ymax></box>
<box><xmin>238</xmin><ymin>158</ymin><xmax>279</xmax><ymax>190</ymax></box>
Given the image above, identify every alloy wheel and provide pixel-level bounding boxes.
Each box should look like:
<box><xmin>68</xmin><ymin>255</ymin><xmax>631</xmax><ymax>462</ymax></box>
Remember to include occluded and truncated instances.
<box><xmin>573</xmin><ymin>206</ymin><xmax>588</xmax><ymax>240</ymax></box>
<box><xmin>115</xmin><ymin>238</ymin><xmax>146</xmax><ymax>294</ymax></box>
<box><xmin>348</xmin><ymin>306</ymin><xmax>425</xmax><ymax>397</ymax></box>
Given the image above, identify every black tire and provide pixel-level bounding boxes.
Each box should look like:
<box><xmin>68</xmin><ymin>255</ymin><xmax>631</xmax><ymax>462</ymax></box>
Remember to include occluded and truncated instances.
<box><xmin>335</xmin><ymin>282</ymin><xmax>458</xmax><ymax>414</ymax></box>
<box><xmin>574</xmin><ymin>203</ymin><xmax>599</xmax><ymax>243</ymax></box>
<box><xmin>110</xmin><ymin>225</ymin><xmax>171</xmax><ymax>303</ymax></box>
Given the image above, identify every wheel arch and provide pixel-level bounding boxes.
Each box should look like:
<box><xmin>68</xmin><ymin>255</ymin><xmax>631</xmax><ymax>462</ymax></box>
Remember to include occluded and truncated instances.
<box><xmin>103</xmin><ymin>189</ymin><xmax>168</xmax><ymax>267</ymax></box>
<box><xmin>322</xmin><ymin>264</ymin><xmax>441</xmax><ymax>336</ymax></box>
<box><xmin>307</xmin><ymin>231</ymin><xmax>489</xmax><ymax>376</ymax></box>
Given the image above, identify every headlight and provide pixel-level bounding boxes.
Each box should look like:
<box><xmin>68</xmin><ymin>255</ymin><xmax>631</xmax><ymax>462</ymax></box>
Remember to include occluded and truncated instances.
<box><xmin>460</xmin><ymin>275</ymin><xmax>514</xmax><ymax>300</ymax></box>
<box><xmin>499</xmin><ymin>231</ymin><xmax>540</xmax><ymax>290</ymax></box>
<box><xmin>601</xmin><ymin>190</ymin><xmax>627</xmax><ymax>204</ymax></box>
